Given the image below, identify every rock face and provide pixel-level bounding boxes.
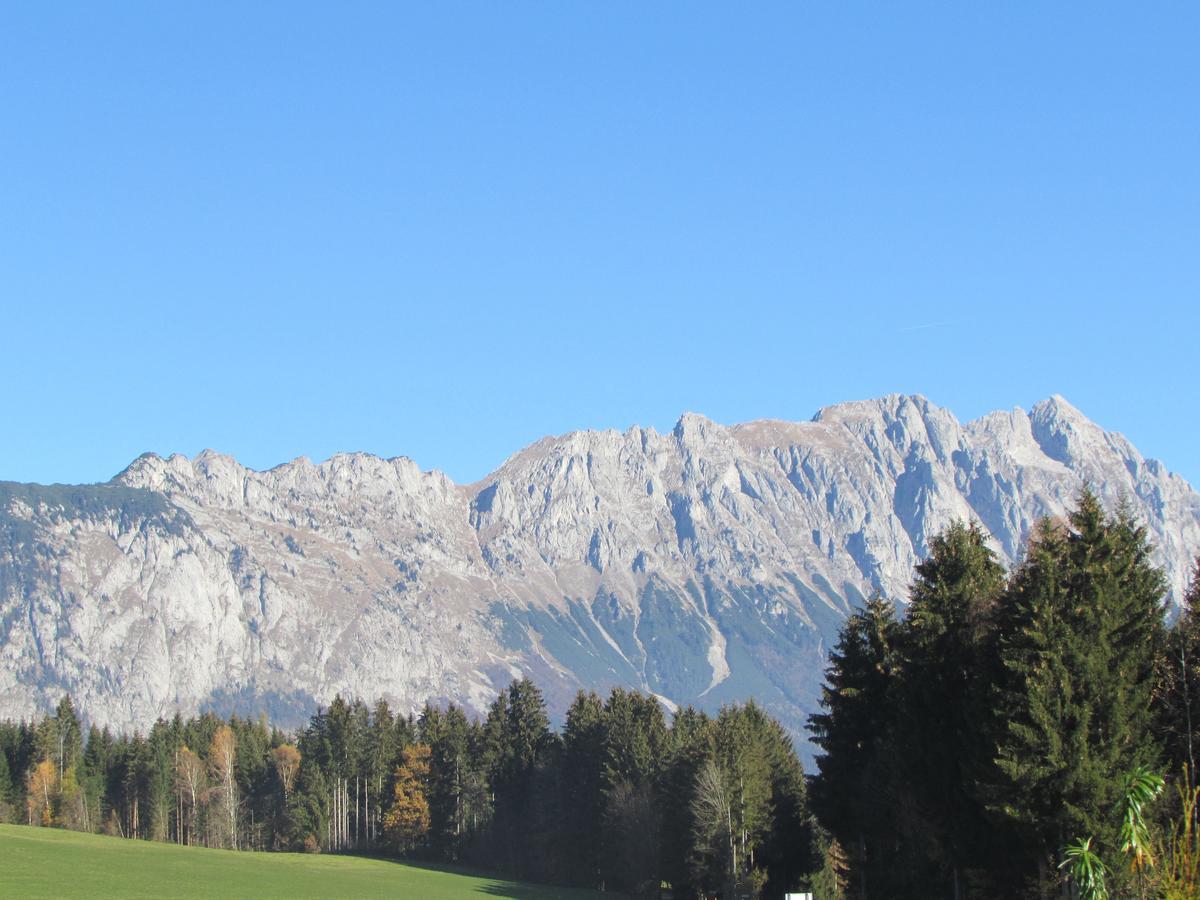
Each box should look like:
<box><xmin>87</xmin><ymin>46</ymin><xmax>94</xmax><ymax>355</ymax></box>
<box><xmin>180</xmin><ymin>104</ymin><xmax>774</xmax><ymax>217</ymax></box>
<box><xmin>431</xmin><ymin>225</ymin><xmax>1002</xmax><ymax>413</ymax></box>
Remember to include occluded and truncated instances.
<box><xmin>2</xmin><ymin>395</ymin><xmax>1198</xmax><ymax>756</ymax></box>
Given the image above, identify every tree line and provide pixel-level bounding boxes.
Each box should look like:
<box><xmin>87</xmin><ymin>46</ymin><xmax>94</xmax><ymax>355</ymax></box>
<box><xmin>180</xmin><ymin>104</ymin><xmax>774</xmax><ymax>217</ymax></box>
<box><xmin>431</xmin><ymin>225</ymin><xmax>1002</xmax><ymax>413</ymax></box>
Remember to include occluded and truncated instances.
<box><xmin>809</xmin><ymin>491</ymin><xmax>1200</xmax><ymax>898</ymax></box>
<box><xmin>0</xmin><ymin>682</ymin><xmax>831</xmax><ymax>896</ymax></box>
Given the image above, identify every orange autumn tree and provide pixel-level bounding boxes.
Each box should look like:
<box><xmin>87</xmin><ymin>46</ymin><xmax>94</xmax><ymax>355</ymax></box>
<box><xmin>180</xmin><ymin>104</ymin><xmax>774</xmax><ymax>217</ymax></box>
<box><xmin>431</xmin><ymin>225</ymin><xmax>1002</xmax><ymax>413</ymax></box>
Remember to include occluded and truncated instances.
<box><xmin>270</xmin><ymin>744</ymin><xmax>301</xmax><ymax>800</ymax></box>
<box><xmin>383</xmin><ymin>744</ymin><xmax>431</xmax><ymax>853</ymax></box>
<box><xmin>209</xmin><ymin>725</ymin><xmax>238</xmax><ymax>850</ymax></box>
<box><xmin>27</xmin><ymin>759</ymin><xmax>58</xmax><ymax>826</ymax></box>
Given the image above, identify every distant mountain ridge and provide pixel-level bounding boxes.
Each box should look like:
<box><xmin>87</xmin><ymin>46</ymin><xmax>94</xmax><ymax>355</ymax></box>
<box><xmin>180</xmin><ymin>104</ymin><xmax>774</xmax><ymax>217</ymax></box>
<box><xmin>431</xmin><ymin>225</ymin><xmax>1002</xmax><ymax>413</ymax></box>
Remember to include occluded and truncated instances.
<box><xmin>2</xmin><ymin>395</ymin><xmax>1197</xmax><ymax>756</ymax></box>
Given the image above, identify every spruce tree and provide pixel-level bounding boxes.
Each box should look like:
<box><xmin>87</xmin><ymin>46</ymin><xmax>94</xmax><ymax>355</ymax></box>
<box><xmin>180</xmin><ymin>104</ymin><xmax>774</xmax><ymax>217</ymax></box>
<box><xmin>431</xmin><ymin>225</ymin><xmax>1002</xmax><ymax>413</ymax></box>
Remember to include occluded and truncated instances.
<box><xmin>659</xmin><ymin>706</ymin><xmax>714</xmax><ymax>896</ymax></box>
<box><xmin>599</xmin><ymin>688</ymin><xmax>667</xmax><ymax>893</ymax></box>
<box><xmin>560</xmin><ymin>690</ymin><xmax>606</xmax><ymax>886</ymax></box>
<box><xmin>807</xmin><ymin>594</ymin><xmax>900</xmax><ymax>898</ymax></box>
<box><xmin>426</xmin><ymin>705</ymin><xmax>471</xmax><ymax>860</ymax></box>
<box><xmin>0</xmin><ymin>743</ymin><xmax>12</xmax><ymax>817</ymax></box>
<box><xmin>756</xmin><ymin>712</ymin><xmax>814</xmax><ymax>897</ymax></box>
<box><xmin>1157</xmin><ymin>559</ymin><xmax>1200</xmax><ymax>780</ymax></box>
<box><xmin>484</xmin><ymin>678</ymin><xmax>552</xmax><ymax>878</ymax></box>
<box><xmin>893</xmin><ymin>520</ymin><xmax>1006</xmax><ymax>895</ymax></box>
<box><xmin>991</xmin><ymin>493</ymin><xmax>1167</xmax><ymax>889</ymax></box>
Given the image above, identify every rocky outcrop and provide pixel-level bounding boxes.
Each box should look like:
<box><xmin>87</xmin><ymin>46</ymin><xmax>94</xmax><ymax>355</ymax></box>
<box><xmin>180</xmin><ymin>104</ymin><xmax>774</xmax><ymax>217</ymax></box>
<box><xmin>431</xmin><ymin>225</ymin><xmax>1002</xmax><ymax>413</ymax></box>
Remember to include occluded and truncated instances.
<box><xmin>2</xmin><ymin>395</ymin><xmax>1197</xmax><ymax>757</ymax></box>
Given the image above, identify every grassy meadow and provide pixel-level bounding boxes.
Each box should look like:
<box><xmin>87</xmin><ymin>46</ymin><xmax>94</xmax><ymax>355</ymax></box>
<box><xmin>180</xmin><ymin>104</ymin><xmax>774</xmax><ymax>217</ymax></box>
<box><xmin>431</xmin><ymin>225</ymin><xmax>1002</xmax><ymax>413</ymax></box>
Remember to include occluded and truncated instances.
<box><xmin>0</xmin><ymin>824</ymin><xmax>617</xmax><ymax>899</ymax></box>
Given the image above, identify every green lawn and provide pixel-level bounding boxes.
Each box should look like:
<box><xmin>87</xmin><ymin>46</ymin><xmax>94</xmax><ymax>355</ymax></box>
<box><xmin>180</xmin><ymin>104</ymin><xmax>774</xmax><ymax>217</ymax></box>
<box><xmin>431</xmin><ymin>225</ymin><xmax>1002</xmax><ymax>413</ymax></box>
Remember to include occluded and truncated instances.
<box><xmin>0</xmin><ymin>824</ymin><xmax>615</xmax><ymax>899</ymax></box>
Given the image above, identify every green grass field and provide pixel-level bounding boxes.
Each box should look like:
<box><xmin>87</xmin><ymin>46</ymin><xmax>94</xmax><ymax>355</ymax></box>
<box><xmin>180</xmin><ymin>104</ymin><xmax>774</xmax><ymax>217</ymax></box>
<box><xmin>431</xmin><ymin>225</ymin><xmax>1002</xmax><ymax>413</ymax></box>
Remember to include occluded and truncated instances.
<box><xmin>0</xmin><ymin>824</ymin><xmax>617</xmax><ymax>899</ymax></box>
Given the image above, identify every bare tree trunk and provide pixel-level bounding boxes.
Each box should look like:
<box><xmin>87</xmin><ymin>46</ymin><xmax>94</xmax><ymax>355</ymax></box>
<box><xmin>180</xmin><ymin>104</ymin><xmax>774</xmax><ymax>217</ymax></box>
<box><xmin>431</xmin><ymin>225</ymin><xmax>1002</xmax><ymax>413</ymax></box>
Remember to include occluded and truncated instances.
<box><xmin>1183</xmin><ymin>636</ymin><xmax>1196</xmax><ymax>797</ymax></box>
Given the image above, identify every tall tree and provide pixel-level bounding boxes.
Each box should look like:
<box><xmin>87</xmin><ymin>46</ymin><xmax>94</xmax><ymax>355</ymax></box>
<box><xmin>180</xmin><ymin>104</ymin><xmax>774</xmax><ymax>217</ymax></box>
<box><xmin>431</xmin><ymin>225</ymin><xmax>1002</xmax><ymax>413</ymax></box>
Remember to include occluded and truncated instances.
<box><xmin>808</xmin><ymin>594</ymin><xmax>901</xmax><ymax>898</ymax></box>
<box><xmin>26</xmin><ymin>758</ymin><xmax>57</xmax><ymax>826</ymax></box>
<box><xmin>1157</xmin><ymin>559</ymin><xmax>1200</xmax><ymax>783</ymax></box>
<box><xmin>893</xmin><ymin>520</ymin><xmax>1007</xmax><ymax>896</ymax></box>
<box><xmin>599</xmin><ymin>688</ymin><xmax>667</xmax><ymax>893</ymax></box>
<box><xmin>691</xmin><ymin>756</ymin><xmax>737</xmax><ymax>897</ymax></box>
<box><xmin>35</xmin><ymin>697</ymin><xmax>83</xmax><ymax>787</ymax></box>
<box><xmin>384</xmin><ymin>744</ymin><xmax>431</xmax><ymax>853</ymax></box>
<box><xmin>175</xmin><ymin>747</ymin><xmax>206</xmax><ymax>846</ymax></box>
<box><xmin>559</xmin><ymin>690</ymin><xmax>606</xmax><ymax>886</ymax></box>
<box><xmin>271</xmin><ymin>745</ymin><xmax>301</xmax><ymax>802</ymax></box>
<box><xmin>0</xmin><ymin>744</ymin><xmax>13</xmax><ymax>819</ymax></box>
<box><xmin>425</xmin><ymin>704</ymin><xmax>477</xmax><ymax>860</ymax></box>
<box><xmin>208</xmin><ymin>725</ymin><xmax>238</xmax><ymax>850</ymax></box>
<box><xmin>991</xmin><ymin>493</ymin><xmax>1167</xmax><ymax>890</ymax></box>
<box><xmin>485</xmin><ymin>678</ymin><xmax>552</xmax><ymax>878</ymax></box>
<box><xmin>660</xmin><ymin>706</ymin><xmax>714</xmax><ymax>897</ymax></box>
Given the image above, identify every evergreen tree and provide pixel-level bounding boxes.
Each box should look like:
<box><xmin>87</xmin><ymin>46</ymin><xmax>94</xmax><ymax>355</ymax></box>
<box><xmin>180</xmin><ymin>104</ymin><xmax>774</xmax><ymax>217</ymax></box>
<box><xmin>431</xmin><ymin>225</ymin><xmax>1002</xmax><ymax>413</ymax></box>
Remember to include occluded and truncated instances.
<box><xmin>484</xmin><ymin>678</ymin><xmax>552</xmax><ymax>878</ymax></box>
<box><xmin>991</xmin><ymin>493</ymin><xmax>1168</xmax><ymax>890</ymax></box>
<box><xmin>0</xmin><ymin>744</ymin><xmax>12</xmax><ymax>819</ymax></box>
<box><xmin>659</xmin><ymin>706</ymin><xmax>714</xmax><ymax>896</ymax></box>
<box><xmin>145</xmin><ymin>720</ymin><xmax>177</xmax><ymax>842</ymax></box>
<box><xmin>559</xmin><ymin>690</ymin><xmax>606</xmax><ymax>887</ymax></box>
<box><xmin>285</xmin><ymin>757</ymin><xmax>328</xmax><ymax>852</ymax></box>
<box><xmin>365</xmin><ymin>699</ymin><xmax>398</xmax><ymax>847</ymax></box>
<box><xmin>425</xmin><ymin>705</ymin><xmax>473</xmax><ymax>860</ymax></box>
<box><xmin>893</xmin><ymin>520</ymin><xmax>1007</xmax><ymax>895</ymax></box>
<box><xmin>36</xmin><ymin>696</ymin><xmax>83</xmax><ymax>781</ymax></box>
<box><xmin>1158</xmin><ymin>559</ymin><xmax>1200</xmax><ymax>780</ymax></box>
<box><xmin>121</xmin><ymin>733</ymin><xmax>151</xmax><ymax>838</ymax></box>
<box><xmin>599</xmin><ymin>688</ymin><xmax>667</xmax><ymax>893</ymax></box>
<box><xmin>807</xmin><ymin>595</ymin><xmax>901</xmax><ymax>898</ymax></box>
<box><xmin>755</xmin><ymin>712</ymin><xmax>814</xmax><ymax>897</ymax></box>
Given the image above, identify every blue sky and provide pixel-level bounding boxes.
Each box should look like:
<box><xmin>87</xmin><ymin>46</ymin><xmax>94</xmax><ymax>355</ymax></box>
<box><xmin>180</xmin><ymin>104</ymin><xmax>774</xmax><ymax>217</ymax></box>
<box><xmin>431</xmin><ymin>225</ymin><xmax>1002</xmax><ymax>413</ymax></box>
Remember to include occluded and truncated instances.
<box><xmin>1</xmin><ymin>4</ymin><xmax>1197</xmax><ymax>487</ymax></box>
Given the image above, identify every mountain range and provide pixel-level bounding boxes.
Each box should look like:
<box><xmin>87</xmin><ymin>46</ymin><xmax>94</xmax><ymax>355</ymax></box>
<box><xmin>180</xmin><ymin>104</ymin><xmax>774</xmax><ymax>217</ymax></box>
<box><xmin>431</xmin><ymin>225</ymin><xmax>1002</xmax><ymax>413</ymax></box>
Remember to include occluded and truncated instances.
<box><xmin>2</xmin><ymin>394</ymin><xmax>1197</xmax><ymax>757</ymax></box>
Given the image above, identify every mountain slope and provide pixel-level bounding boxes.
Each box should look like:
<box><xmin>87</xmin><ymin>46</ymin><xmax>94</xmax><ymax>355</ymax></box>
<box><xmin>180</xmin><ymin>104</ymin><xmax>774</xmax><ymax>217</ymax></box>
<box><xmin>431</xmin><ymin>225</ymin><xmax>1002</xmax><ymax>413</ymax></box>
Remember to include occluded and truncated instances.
<box><xmin>2</xmin><ymin>395</ymin><xmax>1197</xmax><ymax>751</ymax></box>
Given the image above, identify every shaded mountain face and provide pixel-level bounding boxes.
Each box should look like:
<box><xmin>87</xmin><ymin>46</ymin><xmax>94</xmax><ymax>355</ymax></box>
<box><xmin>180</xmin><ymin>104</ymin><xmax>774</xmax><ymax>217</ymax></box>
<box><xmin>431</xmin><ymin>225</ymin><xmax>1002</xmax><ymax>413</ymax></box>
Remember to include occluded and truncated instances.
<box><xmin>2</xmin><ymin>395</ymin><xmax>1198</xmax><ymax>758</ymax></box>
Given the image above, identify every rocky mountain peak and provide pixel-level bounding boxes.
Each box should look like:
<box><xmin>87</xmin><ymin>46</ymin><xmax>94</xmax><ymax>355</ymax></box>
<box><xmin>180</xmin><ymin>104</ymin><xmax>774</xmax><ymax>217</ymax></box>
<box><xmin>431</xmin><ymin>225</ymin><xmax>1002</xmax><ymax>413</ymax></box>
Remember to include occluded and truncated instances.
<box><xmin>1</xmin><ymin>395</ymin><xmax>1197</xmax><ymax>760</ymax></box>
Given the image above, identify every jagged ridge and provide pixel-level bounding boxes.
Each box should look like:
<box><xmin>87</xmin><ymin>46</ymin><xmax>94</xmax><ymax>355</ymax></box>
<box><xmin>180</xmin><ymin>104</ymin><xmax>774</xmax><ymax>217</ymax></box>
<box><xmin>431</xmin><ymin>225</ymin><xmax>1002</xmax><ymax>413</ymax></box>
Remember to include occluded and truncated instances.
<box><xmin>1</xmin><ymin>395</ymin><xmax>1197</xmax><ymax>759</ymax></box>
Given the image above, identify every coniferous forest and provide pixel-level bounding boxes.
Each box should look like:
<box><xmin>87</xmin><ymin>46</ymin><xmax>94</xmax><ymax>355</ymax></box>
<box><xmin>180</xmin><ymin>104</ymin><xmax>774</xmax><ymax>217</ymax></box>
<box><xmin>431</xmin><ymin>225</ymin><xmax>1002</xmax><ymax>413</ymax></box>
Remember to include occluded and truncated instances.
<box><xmin>3</xmin><ymin>491</ymin><xmax>1200</xmax><ymax>898</ymax></box>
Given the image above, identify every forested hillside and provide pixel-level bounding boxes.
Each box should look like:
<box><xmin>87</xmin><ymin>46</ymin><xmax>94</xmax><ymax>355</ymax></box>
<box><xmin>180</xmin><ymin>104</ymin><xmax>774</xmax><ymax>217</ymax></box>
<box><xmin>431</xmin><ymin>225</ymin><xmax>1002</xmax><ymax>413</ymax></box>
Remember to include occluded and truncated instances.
<box><xmin>0</xmin><ymin>683</ymin><xmax>824</xmax><ymax>897</ymax></box>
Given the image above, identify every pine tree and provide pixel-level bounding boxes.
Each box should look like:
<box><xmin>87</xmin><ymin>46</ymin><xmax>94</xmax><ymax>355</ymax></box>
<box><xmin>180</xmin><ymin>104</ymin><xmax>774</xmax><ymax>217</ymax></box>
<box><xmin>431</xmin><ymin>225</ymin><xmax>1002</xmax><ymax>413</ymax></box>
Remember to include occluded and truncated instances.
<box><xmin>755</xmin><ymin>711</ymin><xmax>814</xmax><ymax>897</ymax></box>
<box><xmin>807</xmin><ymin>594</ymin><xmax>900</xmax><ymax>898</ymax></box>
<box><xmin>365</xmin><ymin>699</ymin><xmax>397</xmax><ymax>847</ymax></box>
<box><xmin>1158</xmin><ymin>559</ymin><xmax>1200</xmax><ymax>781</ymax></box>
<box><xmin>714</xmin><ymin>704</ymin><xmax>773</xmax><ymax>887</ymax></box>
<box><xmin>599</xmin><ymin>688</ymin><xmax>667</xmax><ymax>893</ymax></box>
<box><xmin>484</xmin><ymin>678</ymin><xmax>552</xmax><ymax>878</ymax></box>
<box><xmin>121</xmin><ymin>733</ymin><xmax>150</xmax><ymax>839</ymax></box>
<box><xmin>660</xmin><ymin>706</ymin><xmax>714</xmax><ymax>896</ymax></box>
<box><xmin>893</xmin><ymin>520</ymin><xmax>1007</xmax><ymax>895</ymax></box>
<box><xmin>146</xmin><ymin>720</ymin><xmax>177</xmax><ymax>842</ymax></box>
<box><xmin>0</xmin><ymin>745</ymin><xmax>12</xmax><ymax>819</ymax></box>
<box><xmin>560</xmin><ymin>691</ymin><xmax>605</xmax><ymax>886</ymax></box>
<box><xmin>35</xmin><ymin>696</ymin><xmax>83</xmax><ymax>783</ymax></box>
<box><xmin>285</xmin><ymin>759</ymin><xmax>328</xmax><ymax>852</ymax></box>
<box><xmin>425</xmin><ymin>705</ymin><xmax>472</xmax><ymax>859</ymax></box>
<box><xmin>992</xmin><ymin>493</ymin><xmax>1168</xmax><ymax>889</ymax></box>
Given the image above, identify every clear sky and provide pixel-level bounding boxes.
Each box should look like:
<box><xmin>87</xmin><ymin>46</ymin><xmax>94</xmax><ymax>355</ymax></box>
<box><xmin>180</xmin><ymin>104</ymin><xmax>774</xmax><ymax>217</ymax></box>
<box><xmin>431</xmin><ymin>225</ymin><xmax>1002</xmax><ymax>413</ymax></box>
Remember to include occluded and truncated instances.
<box><xmin>1</xmin><ymin>4</ymin><xmax>1197</xmax><ymax>488</ymax></box>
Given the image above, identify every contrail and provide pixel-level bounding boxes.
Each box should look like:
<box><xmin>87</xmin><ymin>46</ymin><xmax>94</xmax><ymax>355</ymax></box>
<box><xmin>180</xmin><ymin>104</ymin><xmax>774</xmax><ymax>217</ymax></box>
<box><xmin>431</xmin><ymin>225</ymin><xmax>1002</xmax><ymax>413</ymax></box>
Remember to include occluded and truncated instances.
<box><xmin>898</xmin><ymin>321</ymin><xmax>953</xmax><ymax>333</ymax></box>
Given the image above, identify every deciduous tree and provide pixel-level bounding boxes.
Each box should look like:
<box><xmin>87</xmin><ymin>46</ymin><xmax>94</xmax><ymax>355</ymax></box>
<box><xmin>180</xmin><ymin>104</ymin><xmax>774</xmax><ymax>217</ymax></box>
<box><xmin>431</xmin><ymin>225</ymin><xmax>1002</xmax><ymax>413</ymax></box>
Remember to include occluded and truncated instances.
<box><xmin>384</xmin><ymin>744</ymin><xmax>431</xmax><ymax>853</ymax></box>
